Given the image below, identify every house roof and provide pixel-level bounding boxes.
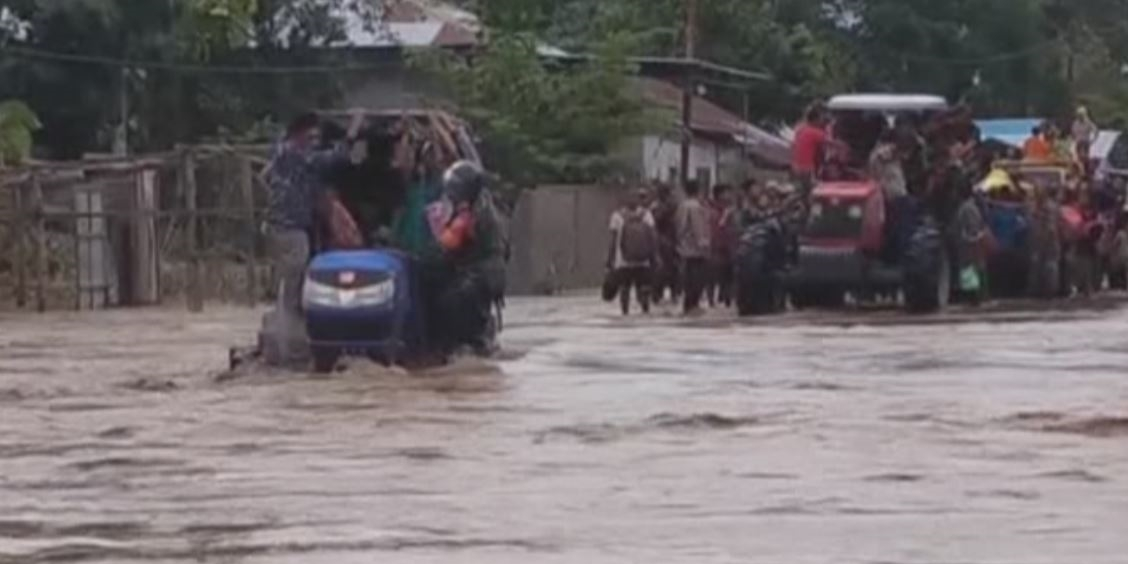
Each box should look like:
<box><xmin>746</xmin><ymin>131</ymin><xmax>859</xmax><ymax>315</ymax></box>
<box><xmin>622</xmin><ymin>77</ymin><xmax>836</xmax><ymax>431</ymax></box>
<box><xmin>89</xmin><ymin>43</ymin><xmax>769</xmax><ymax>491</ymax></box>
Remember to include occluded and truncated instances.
<box><xmin>393</xmin><ymin>0</ymin><xmax>480</xmax><ymax>30</ymax></box>
<box><xmin>636</xmin><ymin>78</ymin><xmax>790</xmax><ymax>166</ymax></box>
<box><xmin>338</xmin><ymin>20</ymin><xmax>475</xmax><ymax>48</ymax></box>
<box><xmin>827</xmin><ymin>94</ymin><xmax>949</xmax><ymax>112</ymax></box>
<box><xmin>638</xmin><ymin>77</ymin><xmax>744</xmax><ymax>136</ymax></box>
<box><xmin>384</xmin><ymin>0</ymin><xmax>430</xmax><ymax>22</ymax></box>
<box><xmin>272</xmin><ymin>0</ymin><xmax>478</xmax><ymax>49</ymax></box>
<box><xmin>374</xmin><ymin>0</ymin><xmax>479</xmax><ymax>46</ymax></box>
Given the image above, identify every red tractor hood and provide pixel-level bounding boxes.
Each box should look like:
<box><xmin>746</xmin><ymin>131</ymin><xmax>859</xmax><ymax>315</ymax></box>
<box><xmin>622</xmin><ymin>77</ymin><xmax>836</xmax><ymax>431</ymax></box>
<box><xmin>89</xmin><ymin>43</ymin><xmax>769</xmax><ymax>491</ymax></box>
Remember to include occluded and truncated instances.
<box><xmin>813</xmin><ymin>180</ymin><xmax>880</xmax><ymax>200</ymax></box>
<box><xmin>803</xmin><ymin>179</ymin><xmax>885</xmax><ymax>253</ymax></box>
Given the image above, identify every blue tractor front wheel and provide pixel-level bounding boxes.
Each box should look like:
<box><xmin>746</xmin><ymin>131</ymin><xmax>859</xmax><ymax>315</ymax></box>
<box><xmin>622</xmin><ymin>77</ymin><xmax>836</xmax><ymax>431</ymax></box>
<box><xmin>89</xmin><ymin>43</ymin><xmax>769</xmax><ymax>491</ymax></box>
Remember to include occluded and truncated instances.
<box><xmin>311</xmin><ymin>346</ymin><xmax>341</xmax><ymax>374</ymax></box>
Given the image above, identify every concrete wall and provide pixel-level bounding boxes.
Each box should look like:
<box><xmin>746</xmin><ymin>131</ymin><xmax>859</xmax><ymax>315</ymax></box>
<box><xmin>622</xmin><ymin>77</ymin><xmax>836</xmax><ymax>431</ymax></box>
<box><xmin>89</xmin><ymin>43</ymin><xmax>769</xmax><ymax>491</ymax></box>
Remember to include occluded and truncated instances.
<box><xmin>640</xmin><ymin>134</ymin><xmax>744</xmax><ymax>186</ymax></box>
<box><xmin>507</xmin><ymin>184</ymin><xmax>623</xmax><ymax>295</ymax></box>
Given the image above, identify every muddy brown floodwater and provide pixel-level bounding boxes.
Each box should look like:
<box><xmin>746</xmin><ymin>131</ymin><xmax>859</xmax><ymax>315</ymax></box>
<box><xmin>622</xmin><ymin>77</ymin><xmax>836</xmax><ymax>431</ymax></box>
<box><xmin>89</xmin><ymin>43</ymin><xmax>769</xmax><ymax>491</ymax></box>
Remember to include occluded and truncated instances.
<box><xmin>2</xmin><ymin>297</ymin><xmax>1128</xmax><ymax>564</ymax></box>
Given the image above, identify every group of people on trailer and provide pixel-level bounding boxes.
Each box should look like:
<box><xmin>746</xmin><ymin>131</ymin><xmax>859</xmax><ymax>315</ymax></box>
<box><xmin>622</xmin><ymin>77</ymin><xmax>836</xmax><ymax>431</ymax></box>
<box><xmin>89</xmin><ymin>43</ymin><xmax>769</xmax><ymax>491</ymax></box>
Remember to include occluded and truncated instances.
<box><xmin>819</xmin><ymin>100</ymin><xmax>1126</xmax><ymax>304</ymax></box>
<box><xmin>843</xmin><ymin>100</ymin><xmax>1126</xmax><ymax>304</ymax></box>
<box><xmin>979</xmin><ymin>110</ymin><xmax>1128</xmax><ymax>300</ymax></box>
<box><xmin>263</xmin><ymin>110</ymin><xmax>506</xmax><ymax>358</ymax></box>
<box><xmin>604</xmin><ymin>177</ymin><xmax>801</xmax><ymax>316</ymax></box>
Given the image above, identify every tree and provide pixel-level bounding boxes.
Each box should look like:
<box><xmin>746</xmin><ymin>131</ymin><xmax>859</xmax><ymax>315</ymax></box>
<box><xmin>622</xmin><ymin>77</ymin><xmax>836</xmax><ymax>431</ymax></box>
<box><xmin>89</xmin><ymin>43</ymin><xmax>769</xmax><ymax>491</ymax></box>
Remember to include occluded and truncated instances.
<box><xmin>415</xmin><ymin>29</ymin><xmax>658</xmax><ymax>187</ymax></box>
<box><xmin>0</xmin><ymin>0</ymin><xmax>368</xmax><ymax>158</ymax></box>
<box><xmin>529</xmin><ymin>0</ymin><xmax>1128</xmax><ymax>123</ymax></box>
<box><xmin>0</xmin><ymin>99</ymin><xmax>40</xmax><ymax>166</ymax></box>
<box><xmin>533</xmin><ymin>0</ymin><xmax>854</xmax><ymax>120</ymax></box>
<box><xmin>4</xmin><ymin>0</ymin><xmax>1126</xmax><ymax>162</ymax></box>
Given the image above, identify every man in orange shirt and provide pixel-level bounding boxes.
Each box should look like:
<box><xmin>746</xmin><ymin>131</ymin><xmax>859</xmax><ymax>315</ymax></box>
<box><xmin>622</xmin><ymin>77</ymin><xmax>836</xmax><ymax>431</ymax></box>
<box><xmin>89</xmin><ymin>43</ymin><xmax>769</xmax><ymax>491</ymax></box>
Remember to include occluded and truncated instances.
<box><xmin>1023</xmin><ymin>126</ymin><xmax>1053</xmax><ymax>162</ymax></box>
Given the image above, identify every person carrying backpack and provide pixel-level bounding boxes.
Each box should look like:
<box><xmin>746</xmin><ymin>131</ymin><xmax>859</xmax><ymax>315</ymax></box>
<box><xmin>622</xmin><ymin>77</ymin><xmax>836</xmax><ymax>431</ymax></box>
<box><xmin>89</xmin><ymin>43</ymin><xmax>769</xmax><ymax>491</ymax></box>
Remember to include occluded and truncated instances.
<box><xmin>607</xmin><ymin>188</ymin><xmax>659</xmax><ymax>315</ymax></box>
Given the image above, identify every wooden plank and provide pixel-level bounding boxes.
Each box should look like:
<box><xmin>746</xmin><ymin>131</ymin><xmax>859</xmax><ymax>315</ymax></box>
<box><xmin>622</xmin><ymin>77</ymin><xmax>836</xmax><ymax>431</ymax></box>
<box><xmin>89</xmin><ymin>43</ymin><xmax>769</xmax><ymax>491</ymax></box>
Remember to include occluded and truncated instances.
<box><xmin>133</xmin><ymin>170</ymin><xmax>160</xmax><ymax>305</ymax></box>
<box><xmin>183</xmin><ymin>150</ymin><xmax>203</xmax><ymax>313</ymax></box>
<box><xmin>72</xmin><ymin>195</ymin><xmax>81</xmax><ymax>311</ymax></box>
<box><xmin>0</xmin><ymin>208</ymin><xmax>265</xmax><ymax>221</ymax></box>
<box><xmin>30</xmin><ymin>172</ymin><xmax>47</xmax><ymax>312</ymax></box>
<box><xmin>73</xmin><ymin>185</ymin><xmax>108</xmax><ymax>310</ymax></box>
<box><xmin>0</xmin><ymin>154</ymin><xmax>173</xmax><ymax>176</ymax></box>
<box><xmin>238</xmin><ymin>156</ymin><xmax>259</xmax><ymax>307</ymax></box>
<box><xmin>12</xmin><ymin>182</ymin><xmax>26</xmax><ymax>308</ymax></box>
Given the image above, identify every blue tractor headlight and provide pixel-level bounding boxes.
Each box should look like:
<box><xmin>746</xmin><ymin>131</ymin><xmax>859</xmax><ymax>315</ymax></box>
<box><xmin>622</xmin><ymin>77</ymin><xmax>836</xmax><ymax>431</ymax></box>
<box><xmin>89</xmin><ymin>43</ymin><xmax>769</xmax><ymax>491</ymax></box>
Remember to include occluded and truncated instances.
<box><xmin>303</xmin><ymin>277</ymin><xmax>396</xmax><ymax>309</ymax></box>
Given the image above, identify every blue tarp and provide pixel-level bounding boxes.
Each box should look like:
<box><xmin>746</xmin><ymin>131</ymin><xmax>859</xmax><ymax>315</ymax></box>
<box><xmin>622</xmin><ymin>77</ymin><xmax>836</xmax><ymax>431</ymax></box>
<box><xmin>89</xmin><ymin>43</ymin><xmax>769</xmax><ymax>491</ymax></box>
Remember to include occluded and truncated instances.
<box><xmin>984</xmin><ymin>201</ymin><xmax>1028</xmax><ymax>252</ymax></box>
<box><xmin>976</xmin><ymin>118</ymin><xmax>1043</xmax><ymax>148</ymax></box>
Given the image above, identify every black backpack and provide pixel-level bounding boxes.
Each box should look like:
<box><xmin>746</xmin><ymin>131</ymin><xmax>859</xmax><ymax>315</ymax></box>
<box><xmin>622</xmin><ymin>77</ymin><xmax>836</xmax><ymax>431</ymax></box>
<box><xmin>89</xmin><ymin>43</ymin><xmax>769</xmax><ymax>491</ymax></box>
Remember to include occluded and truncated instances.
<box><xmin>619</xmin><ymin>210</ymin><xmax>656</xmax><ymax>263</ymax></box>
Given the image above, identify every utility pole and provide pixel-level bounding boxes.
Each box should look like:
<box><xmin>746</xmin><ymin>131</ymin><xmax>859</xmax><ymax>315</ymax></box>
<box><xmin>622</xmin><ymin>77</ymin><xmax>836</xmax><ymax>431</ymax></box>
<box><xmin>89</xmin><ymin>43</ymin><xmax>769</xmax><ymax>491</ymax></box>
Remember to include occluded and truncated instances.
<box><xmin>679</xmin><ymin>0</ymin><xmax>697</xmax><ymax>191</ymax></box>
<box><xmin>114</xmin><ymin>67</ymin><xmax>129</xmax><ymax>156</ymax></box>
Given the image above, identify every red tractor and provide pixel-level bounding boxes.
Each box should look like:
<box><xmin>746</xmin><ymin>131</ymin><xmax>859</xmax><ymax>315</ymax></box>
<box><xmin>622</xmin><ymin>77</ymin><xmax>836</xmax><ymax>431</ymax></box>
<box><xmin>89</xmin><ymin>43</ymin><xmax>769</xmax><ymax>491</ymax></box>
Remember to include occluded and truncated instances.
<box><xmin>735</xmin><ymin>94</ymin><xmax>955</xmax><ymax>315</ymax></box>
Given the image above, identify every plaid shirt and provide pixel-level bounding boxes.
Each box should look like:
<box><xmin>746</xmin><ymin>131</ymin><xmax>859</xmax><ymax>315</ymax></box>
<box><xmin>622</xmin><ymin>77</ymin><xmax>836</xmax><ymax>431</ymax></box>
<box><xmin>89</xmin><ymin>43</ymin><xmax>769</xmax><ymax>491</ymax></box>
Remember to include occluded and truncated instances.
<box><xmin>265</xmin><ymin>139</ymin><xmax>348</xmax><ymax>230</ymax></box>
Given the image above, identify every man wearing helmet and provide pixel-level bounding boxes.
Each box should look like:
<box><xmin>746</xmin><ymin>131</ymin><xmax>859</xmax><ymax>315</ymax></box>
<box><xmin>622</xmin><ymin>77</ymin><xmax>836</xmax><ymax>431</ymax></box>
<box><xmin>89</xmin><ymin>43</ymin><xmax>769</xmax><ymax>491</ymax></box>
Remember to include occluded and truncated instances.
<box><xmin>433</xmin><ymin>160</ymin><xmax>507</xmax><ymax>354</ymax></box>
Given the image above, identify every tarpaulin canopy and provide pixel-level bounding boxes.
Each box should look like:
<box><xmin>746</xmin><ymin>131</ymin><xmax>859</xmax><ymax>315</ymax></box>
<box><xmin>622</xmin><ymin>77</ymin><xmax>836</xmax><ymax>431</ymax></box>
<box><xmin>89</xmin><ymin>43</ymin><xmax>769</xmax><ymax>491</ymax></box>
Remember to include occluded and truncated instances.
<box><xmin>976</xmin><ymin>118</ymin><xmax>1042</xmax><ymax>148</ymax></box>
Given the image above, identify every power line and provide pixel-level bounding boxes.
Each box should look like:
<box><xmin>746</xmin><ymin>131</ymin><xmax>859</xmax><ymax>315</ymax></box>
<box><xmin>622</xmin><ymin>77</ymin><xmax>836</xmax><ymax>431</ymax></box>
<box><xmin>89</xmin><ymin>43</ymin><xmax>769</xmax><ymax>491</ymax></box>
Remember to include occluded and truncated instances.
<box><xmin>0</xmin><ymin>43</ymin><xmax>402</xmax><ymax>74</ymax></box>
<box><xmin>881</xmin><ymin>39</ymin><xmax>1061</xmax><ymax>65</ymax></box>
<box><xmin>2</xmin><ymin>35</ymin><xmax>1063</xmax><ymax>74</ymax></box>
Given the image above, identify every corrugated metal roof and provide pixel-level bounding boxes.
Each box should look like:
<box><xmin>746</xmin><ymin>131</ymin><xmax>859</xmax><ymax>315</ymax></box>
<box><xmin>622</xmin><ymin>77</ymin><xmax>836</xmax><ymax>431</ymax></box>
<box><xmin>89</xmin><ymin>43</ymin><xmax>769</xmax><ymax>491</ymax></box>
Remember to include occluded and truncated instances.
<box><xmin>828</xmin><ymin>94</ymin><xmax>948</xmax><ymax>112</ymax></box>
<box><xmin>638</xmin><ymin>77</ymin><xmax>745</xmax><ymax>136</ymax></box>
<box><xmin>296</xmin><ymin>0</ymin><xmax>478</xmax><ymax>48</ymax></box>
<box><xmin>337</xmin><ymin>21</ymin><xmax>437</xmax><ymax>47</ymax></box>
<box><xmin>636</xmin><ymin>78</ymin><xmax>789</xmax><ymax>166</ymax></box>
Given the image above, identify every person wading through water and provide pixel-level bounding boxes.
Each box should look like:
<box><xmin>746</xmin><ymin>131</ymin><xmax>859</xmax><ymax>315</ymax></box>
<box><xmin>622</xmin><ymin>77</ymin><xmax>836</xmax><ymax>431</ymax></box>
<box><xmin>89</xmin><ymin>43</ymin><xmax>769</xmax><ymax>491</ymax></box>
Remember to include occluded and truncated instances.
<box><xmin>650</xmin><ymin>182</ymin><xmax>681</xmax><ymax>303</ymax></box>
<box><xmin>708</xmin><ymin>184</ymin><xmax>737</xmax><ymax>308</ymax></box>
<box><xmin>676</xmin><ymin>180</ymin><xmax>712</xmax><ymax>315</ymax></box>
<box><xmin>435</xmin><ymin>161</ymin><xmax>508</xmax><ymax>355</ymax></box>
<box><xmin>264</xmin><ymin>111</ymin><xmax>363</xmax><ymax>358</ymax></box>
<box><xmin>1026</xmin><ymin>181</ymin><xmax>1063</xmax><ymax>298</ymax></box>
<box><xmin>606</xmin><ymin>188</ymin><xmax>658</xmax><ymax>315</ymax></box>
<box><xmin>953</xmin><ymin>183</ymin><xmax>990</xmax><ymax>305</ymax></box>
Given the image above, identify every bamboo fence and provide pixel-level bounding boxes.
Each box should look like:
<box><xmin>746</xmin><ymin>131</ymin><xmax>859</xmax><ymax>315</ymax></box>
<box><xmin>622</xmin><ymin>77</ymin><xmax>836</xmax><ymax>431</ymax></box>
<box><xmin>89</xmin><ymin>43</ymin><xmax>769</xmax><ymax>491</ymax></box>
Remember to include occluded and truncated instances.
<box><xmin>0</xmin><ymin>145</ymin><xmax>272</xmax><ymax>312</ymax></box>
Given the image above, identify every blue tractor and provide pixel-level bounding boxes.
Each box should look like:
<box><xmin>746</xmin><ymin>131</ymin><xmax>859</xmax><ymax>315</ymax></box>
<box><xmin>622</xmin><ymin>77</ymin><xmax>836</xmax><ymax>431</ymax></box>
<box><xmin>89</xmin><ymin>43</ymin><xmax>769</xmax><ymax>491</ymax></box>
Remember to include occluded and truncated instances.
<box><xmin>301</xmin><ymin>249</ymin><xmax>418</xmax><ymax>372</ymax></box>
<box><xmin>233</xmin><ymin>110</ymin><xmax>500</xmax><ymax>373</ymax></box>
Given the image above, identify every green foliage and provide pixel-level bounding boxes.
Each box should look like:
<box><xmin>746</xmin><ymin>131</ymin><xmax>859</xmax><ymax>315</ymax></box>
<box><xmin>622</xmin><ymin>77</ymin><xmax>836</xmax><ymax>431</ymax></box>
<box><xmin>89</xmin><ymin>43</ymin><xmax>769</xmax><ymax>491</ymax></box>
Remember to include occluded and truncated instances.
<box><xmin>414</xmin><ymin>30</ymin><xmax>657</xmax><ymax>186</ymax></box>
<box><xmin>179</xmin><ymin>0</ymin><xmax>259</xmax><ymax>58</ymax></box>
<box><xmin>0</xmin><ymin>100</ymin><xmax>41</xmax><ymax>166</ymax></box>
<box><xmin>0</xmin><ymin>0</ymin><xmax>355</xmax><ymax>158</ymax></box>
<box><xmin>3</xmin><ymin>0</ymin><xmax>1127</xmax><ymax>165</ymax></box>
<box><xmin>533</xmin><ymin>0</ymin><xmax>1128</xmax><ymax>123</ymax></box>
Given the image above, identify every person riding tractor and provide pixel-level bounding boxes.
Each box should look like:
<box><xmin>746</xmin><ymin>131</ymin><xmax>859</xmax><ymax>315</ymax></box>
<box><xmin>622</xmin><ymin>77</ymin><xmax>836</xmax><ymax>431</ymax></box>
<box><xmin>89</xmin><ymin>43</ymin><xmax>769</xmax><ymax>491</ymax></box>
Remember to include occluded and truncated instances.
<box><xmin>735</xmin><ymin>94</ymin><xmax>960</xmax><ymax>315</ymax></box>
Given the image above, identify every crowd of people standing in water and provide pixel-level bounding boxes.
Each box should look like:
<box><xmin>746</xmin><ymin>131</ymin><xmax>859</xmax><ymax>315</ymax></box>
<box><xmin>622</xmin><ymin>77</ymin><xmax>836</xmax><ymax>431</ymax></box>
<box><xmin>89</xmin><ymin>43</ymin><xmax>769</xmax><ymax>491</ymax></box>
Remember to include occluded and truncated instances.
<box><xmin>604</xmin><ymin>100</ymin><xmax>1128</xmax><ymax>316</ymax></box>
<box><xmin>603</xmin><ymin>176</ymin><xmax>799</xmax><ymax>316</ymax></box>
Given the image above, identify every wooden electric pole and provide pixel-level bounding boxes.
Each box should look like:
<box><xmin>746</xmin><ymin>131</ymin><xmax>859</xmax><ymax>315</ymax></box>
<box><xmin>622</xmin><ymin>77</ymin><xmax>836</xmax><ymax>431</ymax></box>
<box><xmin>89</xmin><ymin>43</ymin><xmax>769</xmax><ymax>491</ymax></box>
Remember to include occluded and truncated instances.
<box><xmin>679</xmin><ymin>0</ymin><xmax>697</xmax><ymax>191</ymax></box>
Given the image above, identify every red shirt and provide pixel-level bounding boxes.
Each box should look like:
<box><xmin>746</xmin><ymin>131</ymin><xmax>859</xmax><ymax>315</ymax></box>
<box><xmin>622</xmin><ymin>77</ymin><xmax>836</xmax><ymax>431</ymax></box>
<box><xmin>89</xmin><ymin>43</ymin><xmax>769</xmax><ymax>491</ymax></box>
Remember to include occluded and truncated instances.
<box><xmin>439</xmin><ymin>209</ymin><xmax>476</xmax><ymax>252</ymax></box>
<box><xmin>792</xmin><ymin>123</ymin><xmax>828</xmax><ymax>174</ymax></box>
<box><xmin>711</xmin><ymin>204</ymin><xmax>734</xmax><ymax>260</ymax></box>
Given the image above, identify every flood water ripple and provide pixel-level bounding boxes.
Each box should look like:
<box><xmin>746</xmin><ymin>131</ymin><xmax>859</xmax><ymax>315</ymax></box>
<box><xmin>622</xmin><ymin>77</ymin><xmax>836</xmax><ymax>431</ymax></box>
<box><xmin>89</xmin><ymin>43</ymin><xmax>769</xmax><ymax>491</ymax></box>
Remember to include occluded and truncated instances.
<box><xmin>1</xmin><ymin>298</ymin><xmax>1127</xmax><ymax>563</ymax></box>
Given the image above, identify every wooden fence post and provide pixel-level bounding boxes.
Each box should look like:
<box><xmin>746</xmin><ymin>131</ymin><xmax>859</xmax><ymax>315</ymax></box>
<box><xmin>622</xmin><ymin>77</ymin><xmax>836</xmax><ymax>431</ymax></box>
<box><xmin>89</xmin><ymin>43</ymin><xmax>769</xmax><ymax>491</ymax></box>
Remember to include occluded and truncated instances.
<box><xmin>183</xmin><ymin>149</ymin><xmax>203</xmax><ymax>312</ymax></box>
<box><xmin>12</xmin><ymin>182</ymin><xmax>27</xmax><ymax>308</ymax></box>
<box><xmin>239</xmin><ymin>156</ymin><xmax>259</xmax><ymax>307</ymax></box>
<box><xmin>132</xmin><ymin>169</ymin><xmax>160</xmax><ymax>305</ymax></box>
<box><xmin>31</xmin><ymin>172</ymin><xmax>47</xmax><ymax>313</ymax></box>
